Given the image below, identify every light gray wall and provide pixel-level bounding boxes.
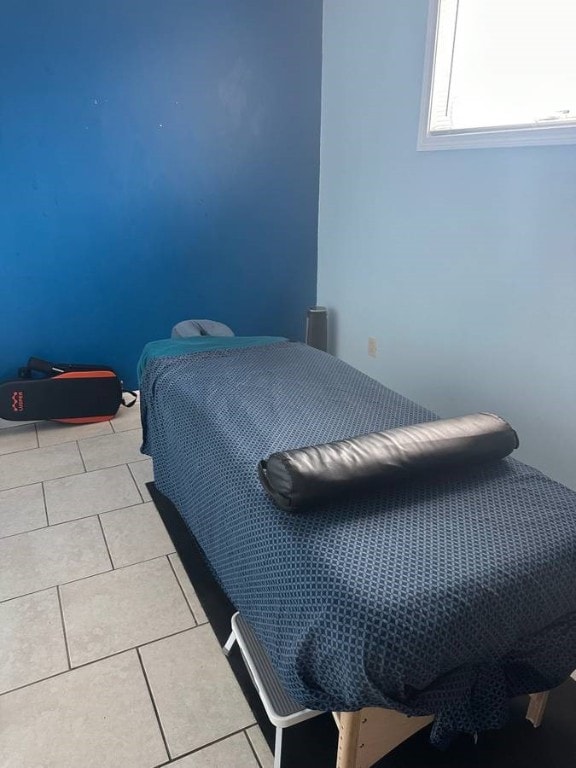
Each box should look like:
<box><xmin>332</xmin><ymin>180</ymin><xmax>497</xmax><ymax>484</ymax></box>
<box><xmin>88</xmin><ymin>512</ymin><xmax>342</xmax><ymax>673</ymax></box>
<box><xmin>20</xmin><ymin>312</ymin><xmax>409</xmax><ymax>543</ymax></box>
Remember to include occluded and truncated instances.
<box><xmin>318</xmin><ymin>0</ymin><xmax>576</xmax><ymax>489</ymax></box>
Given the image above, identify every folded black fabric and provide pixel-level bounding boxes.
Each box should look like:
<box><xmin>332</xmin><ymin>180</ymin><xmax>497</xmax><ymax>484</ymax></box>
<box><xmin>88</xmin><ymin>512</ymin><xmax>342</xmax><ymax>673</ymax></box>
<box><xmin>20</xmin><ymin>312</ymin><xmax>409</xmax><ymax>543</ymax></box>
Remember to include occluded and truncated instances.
<box><xmin>258</xmin><ymin>413</ymin><xmax>519</xmax><ymax>511</ymax></box>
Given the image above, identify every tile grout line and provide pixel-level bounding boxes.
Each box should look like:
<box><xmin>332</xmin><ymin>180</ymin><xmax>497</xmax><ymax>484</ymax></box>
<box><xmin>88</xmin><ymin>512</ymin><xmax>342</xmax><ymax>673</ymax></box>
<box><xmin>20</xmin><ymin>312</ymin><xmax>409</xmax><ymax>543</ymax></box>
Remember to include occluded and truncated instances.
<box><xmin>0</xmin><ymin>472</ymin><xmax>86</xmax><ymax>494</ymax></box>
<box><xmin>0</xmin><ymin>553</ymin><xmax>176</xmax><ymax>607</ymax></box>
<box><xmin>0</xmin><ymin>456</ymin><xmax>149</xmax><ymax>494</ymax></box>
<box><xmin>77</xmin><ymin>441</ymin><xmax>87</xmax><ymax>473</ymax></box>
<box><xmin>0</xmin><ymin>522</ymin><xmax>50</xmax><ymax>542</ymax></box>
<box><xmin>154</xmin><ymin>727</ymin><xmax>260</xmax><ymax>768</ymax></box>
<box><xmin>166</xmin><ymin>554</ymin><xmax>198</xmax><ymax>625</ymax></box>
<box><xmin>56</xmin><ymin>585</ymin><xmax>73</xmax><ymax>670</ymax></box>
<box><xmin>0</xmin><ymin>562</ymin><xmax>108</xmax><ymax>606</ymax></box>
<box><xmin>0</xmin><ymin>497</ymin><xmax>147</xmax><ymax>542</ymax></box>
<box><xmin>112</xmin><ymin>425</ymin><xmax>143</xmax><ymax>435</ymax></box>
<box><xmin>0</xmin><ymin>625</ymin><xmax>200</xmax><ymax>699</ymax></box>
<box><xmin>0</xmin><ymin>443</ymin><xmax>43</xmax><ymax>458</ymax></box>
<box><xmin>127</xmin><ymin>461</ymin><xmax>147</xmax><ymax>504</ymax></box>
<box><xmin>40</xmin><ymin>481</ymin><xmax>49</xmax><ymax>527</ymax></box>
<box><xmin>136</xmin><ymin>647</ymin><xmax>171</xmax><ymax>762</ymax></box>
<box><xmin>76</xmin><ymin>426</ymin><xmax>142</xmax><ymax>444</ymax></box>
<box><xmin>0</xmin><ymin>426</ymin><xmax>38</xmax><ymax>458</ymax></box>
<box><xmin>0</xmin><ymin>424</ymin><xmax>137</xmax><ymax>459</ymax></box>
<box><xmin>243</xmin><ymin>728</ymin><xmax>266</xmax><ymax>768</ymax></box>
<box><xmin>97</xmin><ymin>513</ymin><xmax>116</xmax><ymax>569</ymax></box>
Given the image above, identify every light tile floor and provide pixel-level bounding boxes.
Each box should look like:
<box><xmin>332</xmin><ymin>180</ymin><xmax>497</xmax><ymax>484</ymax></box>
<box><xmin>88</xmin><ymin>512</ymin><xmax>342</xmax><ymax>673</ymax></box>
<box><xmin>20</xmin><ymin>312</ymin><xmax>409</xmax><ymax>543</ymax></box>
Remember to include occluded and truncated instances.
<box><xmin>0</xmin><ymin>402</ymin><xmax>272</xmax><ymax>768</ymax></box>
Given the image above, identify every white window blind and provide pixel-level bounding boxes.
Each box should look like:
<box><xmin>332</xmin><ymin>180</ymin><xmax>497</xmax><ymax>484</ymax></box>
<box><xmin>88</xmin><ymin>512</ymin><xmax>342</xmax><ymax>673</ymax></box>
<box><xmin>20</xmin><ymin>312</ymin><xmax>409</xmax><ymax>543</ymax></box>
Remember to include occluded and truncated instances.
<box><xmin>420</xmin><ymin>0</ymin><xmax>576</xmax><ymax>149</ymax></box>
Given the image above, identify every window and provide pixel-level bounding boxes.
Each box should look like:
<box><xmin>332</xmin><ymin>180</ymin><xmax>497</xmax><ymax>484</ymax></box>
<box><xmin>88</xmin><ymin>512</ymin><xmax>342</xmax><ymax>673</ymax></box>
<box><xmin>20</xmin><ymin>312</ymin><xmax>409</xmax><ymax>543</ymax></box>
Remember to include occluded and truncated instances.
<box><xmin>418</xmin><ymin>0</ymin><xmax>576</xmax><ymax>150</ymax></box>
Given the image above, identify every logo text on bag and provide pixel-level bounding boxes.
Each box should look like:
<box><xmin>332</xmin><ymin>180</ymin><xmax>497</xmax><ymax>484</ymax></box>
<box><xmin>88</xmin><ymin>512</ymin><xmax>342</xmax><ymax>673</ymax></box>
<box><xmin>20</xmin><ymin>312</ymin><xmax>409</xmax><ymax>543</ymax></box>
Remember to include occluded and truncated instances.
<box><xmin>11</xmin><ymin>391</ymin><xmax>24</xmax><ymax>413</ymax></box>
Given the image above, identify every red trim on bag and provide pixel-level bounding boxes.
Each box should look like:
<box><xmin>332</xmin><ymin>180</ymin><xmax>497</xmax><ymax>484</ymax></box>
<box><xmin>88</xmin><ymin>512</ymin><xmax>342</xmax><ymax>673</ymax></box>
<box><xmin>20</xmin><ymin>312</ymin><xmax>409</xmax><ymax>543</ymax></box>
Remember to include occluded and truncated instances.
<box><xmin>53</xmin><ymin>416</ymin><xmax>114</xmax><ymax>424</ymax></box>
<box><xmin>54</xmin><ymin>370</ymin><xmax>117</xmax><ymax>380</ymax></box>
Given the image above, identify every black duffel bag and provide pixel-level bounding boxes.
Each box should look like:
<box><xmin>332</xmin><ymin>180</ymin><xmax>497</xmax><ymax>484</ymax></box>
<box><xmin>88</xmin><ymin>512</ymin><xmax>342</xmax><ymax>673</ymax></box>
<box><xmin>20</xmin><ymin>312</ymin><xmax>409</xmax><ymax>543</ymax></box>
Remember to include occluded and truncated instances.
<box><xmin>0</xmin><ymin>357</ymin><xmax>137</xmax><ymax>424</ymax></box>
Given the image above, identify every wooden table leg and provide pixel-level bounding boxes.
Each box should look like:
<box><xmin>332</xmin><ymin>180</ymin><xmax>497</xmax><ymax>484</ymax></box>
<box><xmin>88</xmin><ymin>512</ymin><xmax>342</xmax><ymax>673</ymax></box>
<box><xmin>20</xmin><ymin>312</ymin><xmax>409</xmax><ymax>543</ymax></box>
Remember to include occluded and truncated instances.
<box><xmin>334</xmin><ymin>708</ymin><xmax>434</xmax><ymax>768</ymax></box>
<box><xmin>333</xmin><ymin>688</ymin><xmax>551</xmax><ymax>767</ymax></box>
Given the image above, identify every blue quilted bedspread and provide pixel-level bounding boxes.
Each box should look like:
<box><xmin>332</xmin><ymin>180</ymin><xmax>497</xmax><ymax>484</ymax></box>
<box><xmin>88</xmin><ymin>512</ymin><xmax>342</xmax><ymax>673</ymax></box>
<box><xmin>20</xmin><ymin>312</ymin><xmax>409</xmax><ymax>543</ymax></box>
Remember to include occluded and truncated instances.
<box><xmin>140</xmin><ymin>340</ymin><xmax>576</xmax><ymax>744</ymax></box>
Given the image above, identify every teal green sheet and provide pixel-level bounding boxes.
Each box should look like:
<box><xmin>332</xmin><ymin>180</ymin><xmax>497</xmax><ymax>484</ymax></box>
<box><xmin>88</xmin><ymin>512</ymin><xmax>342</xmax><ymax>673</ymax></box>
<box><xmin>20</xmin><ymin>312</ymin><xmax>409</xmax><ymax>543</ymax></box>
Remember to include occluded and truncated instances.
<box><xmin>137</xmin><ymin>336</ymin><xmax>286</xmax><ymax>384</ymax></box>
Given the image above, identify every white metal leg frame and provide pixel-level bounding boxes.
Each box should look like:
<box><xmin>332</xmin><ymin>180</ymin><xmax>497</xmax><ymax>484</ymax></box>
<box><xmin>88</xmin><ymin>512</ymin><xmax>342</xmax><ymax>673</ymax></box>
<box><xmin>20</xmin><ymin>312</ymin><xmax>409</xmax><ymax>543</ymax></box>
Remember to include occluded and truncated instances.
<box><xmin>223</xmin><ymin>612</ymin><xmax>321</xmax><ymax>768</ymax></box>
<box><xmin>224</xmin><ymin>613</ymin><xmax>552</xmax><ymax>768</ymax></box>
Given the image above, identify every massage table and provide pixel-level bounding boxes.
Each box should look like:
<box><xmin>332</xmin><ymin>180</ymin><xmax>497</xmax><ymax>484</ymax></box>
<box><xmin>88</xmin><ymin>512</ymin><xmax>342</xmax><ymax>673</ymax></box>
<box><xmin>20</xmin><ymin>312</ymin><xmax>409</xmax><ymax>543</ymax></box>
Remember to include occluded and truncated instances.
<box><xmin>139</xmin><ymin>336</ymin><xmax>576</xmax><ymax>766</ymax></box>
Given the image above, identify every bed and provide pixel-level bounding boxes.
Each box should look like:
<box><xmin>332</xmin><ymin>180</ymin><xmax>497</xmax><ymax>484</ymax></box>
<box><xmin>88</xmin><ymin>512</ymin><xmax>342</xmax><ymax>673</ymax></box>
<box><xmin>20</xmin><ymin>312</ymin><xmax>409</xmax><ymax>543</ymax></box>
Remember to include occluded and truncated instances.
<box><xmin>139</xmin><ymin>336</ymin><xmax>576</xmax><ymax>766</ymax></box>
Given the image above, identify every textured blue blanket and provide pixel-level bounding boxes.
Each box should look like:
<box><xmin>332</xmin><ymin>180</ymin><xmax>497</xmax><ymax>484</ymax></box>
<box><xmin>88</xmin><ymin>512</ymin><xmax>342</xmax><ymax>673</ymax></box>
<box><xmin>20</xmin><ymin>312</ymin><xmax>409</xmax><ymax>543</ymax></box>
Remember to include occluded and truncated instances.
<box><xmin>140</xmin><ymin>340</ymin><xmax>576</xmax><ymax>744</ymax></box>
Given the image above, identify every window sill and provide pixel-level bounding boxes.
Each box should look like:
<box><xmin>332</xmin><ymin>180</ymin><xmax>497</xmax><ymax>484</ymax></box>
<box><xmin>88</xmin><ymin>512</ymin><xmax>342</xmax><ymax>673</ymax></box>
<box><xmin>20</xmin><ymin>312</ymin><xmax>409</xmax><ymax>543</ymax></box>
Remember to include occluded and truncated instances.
<box><xmin>417</xmin><ymin>123</ymin><xmax>576</xmax><ymax>151</ymax></box>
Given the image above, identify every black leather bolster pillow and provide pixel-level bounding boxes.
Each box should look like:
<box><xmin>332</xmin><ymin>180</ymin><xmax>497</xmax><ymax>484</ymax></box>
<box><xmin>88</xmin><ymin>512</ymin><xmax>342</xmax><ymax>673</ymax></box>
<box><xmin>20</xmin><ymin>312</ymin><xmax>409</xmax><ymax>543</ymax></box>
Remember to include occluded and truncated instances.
<box><xmin>257</xmin><ymin>413</ymin><xmax>519</xmax><ymax>512</ymax></box>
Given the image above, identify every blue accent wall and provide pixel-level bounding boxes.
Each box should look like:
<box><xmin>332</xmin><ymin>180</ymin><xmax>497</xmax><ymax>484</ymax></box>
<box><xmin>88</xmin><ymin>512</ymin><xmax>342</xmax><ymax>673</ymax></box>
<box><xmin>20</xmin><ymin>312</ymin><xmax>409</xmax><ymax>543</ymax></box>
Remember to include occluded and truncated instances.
<box><xmin>1</xmin><ymin>0</ymin><xmax>322</xmax><ymax>388</ymax></box>
<box><xmin>318</xmin><ymin>0</ymin><xmax>576</xmax><ymax>488</ymax></box>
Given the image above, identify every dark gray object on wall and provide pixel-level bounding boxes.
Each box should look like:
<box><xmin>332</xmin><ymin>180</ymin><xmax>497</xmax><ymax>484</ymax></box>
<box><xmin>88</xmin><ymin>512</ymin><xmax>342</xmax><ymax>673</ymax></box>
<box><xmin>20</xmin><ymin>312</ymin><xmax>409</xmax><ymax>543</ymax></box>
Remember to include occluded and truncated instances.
<box><xmin>306</xmin><ymin>306</ymin><xmax>328</xmax><ymax>352</ymax></box>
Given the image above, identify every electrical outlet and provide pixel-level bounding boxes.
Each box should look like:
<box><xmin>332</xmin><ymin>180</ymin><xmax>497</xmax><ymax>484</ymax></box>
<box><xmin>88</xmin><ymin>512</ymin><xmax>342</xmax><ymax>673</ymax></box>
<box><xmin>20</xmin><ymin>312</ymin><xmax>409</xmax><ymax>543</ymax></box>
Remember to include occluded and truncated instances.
<box><xmin>368</xmin><ymin>337</ymin><xmax>378</xmax><ymax>358</ymax></box>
